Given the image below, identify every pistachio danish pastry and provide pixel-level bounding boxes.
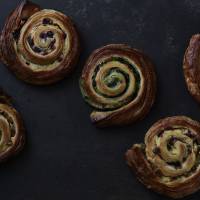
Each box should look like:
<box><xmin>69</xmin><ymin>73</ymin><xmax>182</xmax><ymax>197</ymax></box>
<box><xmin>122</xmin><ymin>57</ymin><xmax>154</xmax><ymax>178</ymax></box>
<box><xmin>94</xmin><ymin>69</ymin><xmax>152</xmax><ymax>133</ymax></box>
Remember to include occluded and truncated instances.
<box><xmin>0</xmin><ymin>89</ymin><xmax>25</xmax><ymax>163</ymax></box>
<box><xmin>0</xmin><ymin>0</ymin><xmax>80</xmax><ymax>85</ymax></box>
<box><xmin>80</xmin><ymin>44</ymin><xmax>156</xmax><ymax>127</ymax></box>
<box><xmin>126</xmin><ymin>116</ymin><xmax>200</xmax><ymax>198</ymax></box>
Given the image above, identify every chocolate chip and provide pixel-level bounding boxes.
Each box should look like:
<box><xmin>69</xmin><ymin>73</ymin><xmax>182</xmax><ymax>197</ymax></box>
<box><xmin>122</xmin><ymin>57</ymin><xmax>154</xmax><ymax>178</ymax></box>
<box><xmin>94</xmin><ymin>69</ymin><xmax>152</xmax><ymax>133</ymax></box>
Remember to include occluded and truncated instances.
<box><xmin>49</xmin><ymin>39</ymin><xmax>56</xmax><ymax>49</ymax></box>
<box><xmin>168</xmin><ymin>136</ymin><xmax>177</xmax><ymax>149</ymax></box>
<box><xmin>173</xmin><ymin>161</ymin><xmax>181</xmax><ymax>168</ymax></box>
<box><xmin>43</xmin><ymin>18</ymin><xmax>53</xmax><ymax>25</ymax></box>
<box><xmin>33</xmin><ymin>46</ymin><xmax>42</xmax><ymax>53</ymax></box>
<box><xmin>26</xmin><ymin>62</ymin><xmax>30</xmax><ymax>65</ymax></box>
<box><xmin>47</xmin><ymin>31</ymin><xmax>54</xmax><ymax>38</ymax></box>
<box><xmin>40</xmin><ymin>32</ymin><xmax>47</xmax><ymax>39</ymax></box>
<box><xmin>40</xmin><ymin>31</ymin><xmax>54</xmax><ymax>40</ymax></box>
<box><xmin>27</xmin><ymin>36</ymin><xmax>34</xmax><ymax>47</ymax></box>
<box><xmin>185</xmin><ymin>130</ymin><xmax>196</xmax><ymax>138</ymax></box>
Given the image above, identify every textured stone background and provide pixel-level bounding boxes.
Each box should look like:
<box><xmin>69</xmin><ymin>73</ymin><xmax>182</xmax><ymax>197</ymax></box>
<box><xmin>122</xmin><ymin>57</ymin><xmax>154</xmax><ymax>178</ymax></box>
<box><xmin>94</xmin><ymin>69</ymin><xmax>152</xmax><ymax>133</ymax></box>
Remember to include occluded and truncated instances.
<box><xmin>0</xmin><ymin>0</ymin><xmax>200</xmax><ymax>199</ymax></box>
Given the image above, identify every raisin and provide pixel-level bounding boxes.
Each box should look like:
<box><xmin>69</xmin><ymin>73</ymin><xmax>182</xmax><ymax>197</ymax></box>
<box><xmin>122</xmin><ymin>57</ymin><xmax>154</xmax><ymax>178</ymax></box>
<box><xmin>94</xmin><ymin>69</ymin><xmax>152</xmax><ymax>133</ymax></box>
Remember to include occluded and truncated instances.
<box><xmin>33</xmin><ymin>46</ymin><xmax>42</xmax><ymax>53</ymax></box>
<box><xmin>27</xmin><ymin>36</ymin><xmax>34</xmax><ymax>47</ymax></box>
<box><xmin>43</xmin><ymin>18</ymin><xmax>53</xmax><ymax>25</ymax></box>
<box><xmin>47</xmin><ymin>31</ymin><xmax>54</xmax><ymax>38</ymax></box>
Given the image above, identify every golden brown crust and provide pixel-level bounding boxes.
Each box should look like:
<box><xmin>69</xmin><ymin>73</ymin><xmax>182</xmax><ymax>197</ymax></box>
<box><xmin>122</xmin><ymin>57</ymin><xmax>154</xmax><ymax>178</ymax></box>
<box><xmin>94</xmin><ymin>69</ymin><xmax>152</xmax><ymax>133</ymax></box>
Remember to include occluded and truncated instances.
<box><xmin>126</xmin><ymin>116</ymin><xmax>200</xmax><ymax>199</ymax></box>
<box><xmin>80</xmin><ymin>44</ymin><xmax>156</xmax><ymax>127</ymax></box>
<box><xmin>0</xmin><ymin>89</ymin><xmax>25</xmax><ymax>163</ymax></box>
<box><xmin>0</xmin><ymin>0</ymin><xmax>80</xmax><ymax>85</ymax></box>
<box><xmin>183</xmin><ymin>34</ymin><xmax>200</xmax><ymax>102</ymax></box>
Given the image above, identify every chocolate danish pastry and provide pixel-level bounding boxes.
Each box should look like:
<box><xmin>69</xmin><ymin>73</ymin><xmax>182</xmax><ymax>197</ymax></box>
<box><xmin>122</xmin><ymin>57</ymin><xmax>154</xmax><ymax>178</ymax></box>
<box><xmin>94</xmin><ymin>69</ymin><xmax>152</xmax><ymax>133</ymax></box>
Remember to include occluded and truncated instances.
<box><xmin>0</xmin><ymin>89</ymin><xmax>25</xmax><ymax>163</ymax></box>
<box><xmin>126</xmin><ymin>116</ymin><xmax>200</xmax><ymax>198</ymax></box>
<box><xmin>183</xmin><ymin>34</ymin><xmax>200</xmax><ymax>103</ymax></box>
<box><xmin>80</xmin><ymin>44</ymin><xmax>156</xmax><ymax>127</ymax></box>
<box><xmin>0</xmin><ymin>0</ymin><xmax>80</xmax><ymax>85</ymax></box>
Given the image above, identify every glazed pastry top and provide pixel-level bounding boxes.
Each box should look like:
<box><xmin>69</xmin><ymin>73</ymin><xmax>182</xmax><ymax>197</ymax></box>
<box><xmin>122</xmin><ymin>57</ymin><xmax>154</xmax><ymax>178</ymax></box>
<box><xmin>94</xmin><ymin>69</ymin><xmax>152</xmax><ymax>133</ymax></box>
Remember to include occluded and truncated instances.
<box><xmin>0</xmin><ymin>1</ymin><xmax>80</xmax><ymax>85</ymax></box>
<box><xmin>0</xmin><ymin>90</ymin><xmax>24</xmax><ymax>162</ymax></box>
<box><xmin>80</xmin><ymin>44</ymin><xmax>156</xmax><ymax>127</ymax></box>
<box><xmin>183</xmin><ymin>34</ymin><xmax>200</xmax><ymax>103</ymax></box>
<box><xmin>126</xmin><ymin>116</ymin><xmax>200</xmax><ymax>199</ymax></box>
<box><xmin>16</xmin><ymin>9</ymin><xmax>71</xmax><ymax>71</ymax></box>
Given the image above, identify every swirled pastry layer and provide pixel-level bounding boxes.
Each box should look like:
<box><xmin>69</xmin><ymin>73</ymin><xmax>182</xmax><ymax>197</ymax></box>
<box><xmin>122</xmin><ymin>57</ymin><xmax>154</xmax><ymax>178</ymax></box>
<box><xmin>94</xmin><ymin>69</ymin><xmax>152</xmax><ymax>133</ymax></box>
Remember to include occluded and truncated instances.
<box><xmin>126</xmin><ymin>116</ymin><xmax>200</xmax><ymax>198</ymax></box>
<box><xmin>0</xmin><ymin>0</ymin><xmax>80</xmax><ymax>85</ymax></box>
<box><xmin>0</xmin><ymin>89</ymin><xmax>24</xmax><ymax>162</ymax></box>
<box><xmin>80</xmin><ymin>44</ymin><xmax>156</xmax><ymax>127</ymax></box>
<box><xmin>183</xmin><ymin>34</ymin><xmax>200</xmax><ymax>103</ymax></box>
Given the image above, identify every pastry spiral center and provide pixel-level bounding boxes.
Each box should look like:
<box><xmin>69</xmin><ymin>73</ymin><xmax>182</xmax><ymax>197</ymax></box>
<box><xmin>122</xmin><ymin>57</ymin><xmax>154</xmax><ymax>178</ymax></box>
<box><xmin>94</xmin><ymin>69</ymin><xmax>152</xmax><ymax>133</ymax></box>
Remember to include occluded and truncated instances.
<box><xmin>0</xmin><ymin>110</ymin><xmax>16</xmax><ymax>153</ymax></box>
<box><xmin>96</xmin><ymin>64</ymin><xmax>130</xmax><ymax>97</ymax></box>
<box><xmin>86</xmin><ymin>57</ymin><xmax>141</xmax><ymax>110</ymax></box>
<box><xmin>15</xmin><ymin>10</ymin><xmax>70</xmax><ymax>70</ymax></box>
<box><xmin>146</xmin><ymin>128</ymin><xmax>200</xmax><ymax>178</ymax></box>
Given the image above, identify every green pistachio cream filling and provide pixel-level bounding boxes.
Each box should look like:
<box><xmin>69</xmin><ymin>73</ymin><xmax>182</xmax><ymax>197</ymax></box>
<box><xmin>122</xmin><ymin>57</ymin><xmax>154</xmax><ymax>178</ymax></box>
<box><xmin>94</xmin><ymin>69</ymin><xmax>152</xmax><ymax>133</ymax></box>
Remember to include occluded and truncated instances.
<box><xmin>80</xmin><ymin>57</ymin><xmax>141</xmax><ymax>111</ymax></box>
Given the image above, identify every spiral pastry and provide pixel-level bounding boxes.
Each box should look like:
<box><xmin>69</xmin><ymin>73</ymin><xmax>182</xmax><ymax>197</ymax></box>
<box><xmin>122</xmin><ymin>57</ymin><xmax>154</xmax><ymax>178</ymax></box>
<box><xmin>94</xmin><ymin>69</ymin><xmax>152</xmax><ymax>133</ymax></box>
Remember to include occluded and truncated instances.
<box><xmin>0</xmin><ymin>89</ymin><xmax>25</xmax><ymax>162</ymax></box>
<box><xmin>126</xmin><ymin>116</ymin><xmax>200</xmax><ymax>198</ymax></box>
<box><xmin>0</xmin><ymin>0</ymin><xmax>80</xmax><ymax>85</ymax></box>
<box><xmin>80</xmin><ymin>44</ymin><xmax>156</xmax><ymax>127</ymax></box>
<box><xmin>183</xmin><ymin>34</ymin><xmax>200</xmax><ymax>103</ymax></box>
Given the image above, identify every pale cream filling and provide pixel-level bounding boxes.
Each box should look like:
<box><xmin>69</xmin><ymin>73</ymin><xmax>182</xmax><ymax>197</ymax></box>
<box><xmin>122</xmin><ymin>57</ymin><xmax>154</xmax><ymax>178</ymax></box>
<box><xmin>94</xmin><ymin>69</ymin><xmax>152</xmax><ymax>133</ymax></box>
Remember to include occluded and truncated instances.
<box><xmin>145</xmin><ymin>128</ymin><xmax>199</xmax><ymax>183</ymax></box>
<box><xmin>14</xmin><ymin>9</ymin><xmax>71</xmax><ymax>72</ymax></box>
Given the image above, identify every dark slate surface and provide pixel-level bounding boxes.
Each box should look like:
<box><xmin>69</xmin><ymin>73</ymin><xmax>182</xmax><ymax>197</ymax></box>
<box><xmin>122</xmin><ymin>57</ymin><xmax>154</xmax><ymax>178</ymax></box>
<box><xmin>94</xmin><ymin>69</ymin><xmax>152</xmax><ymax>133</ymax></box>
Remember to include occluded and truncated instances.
<box><xmin>0</xmin><ymin>0</ymin><xmax>200</xmax><ymax>199</ymax></box>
